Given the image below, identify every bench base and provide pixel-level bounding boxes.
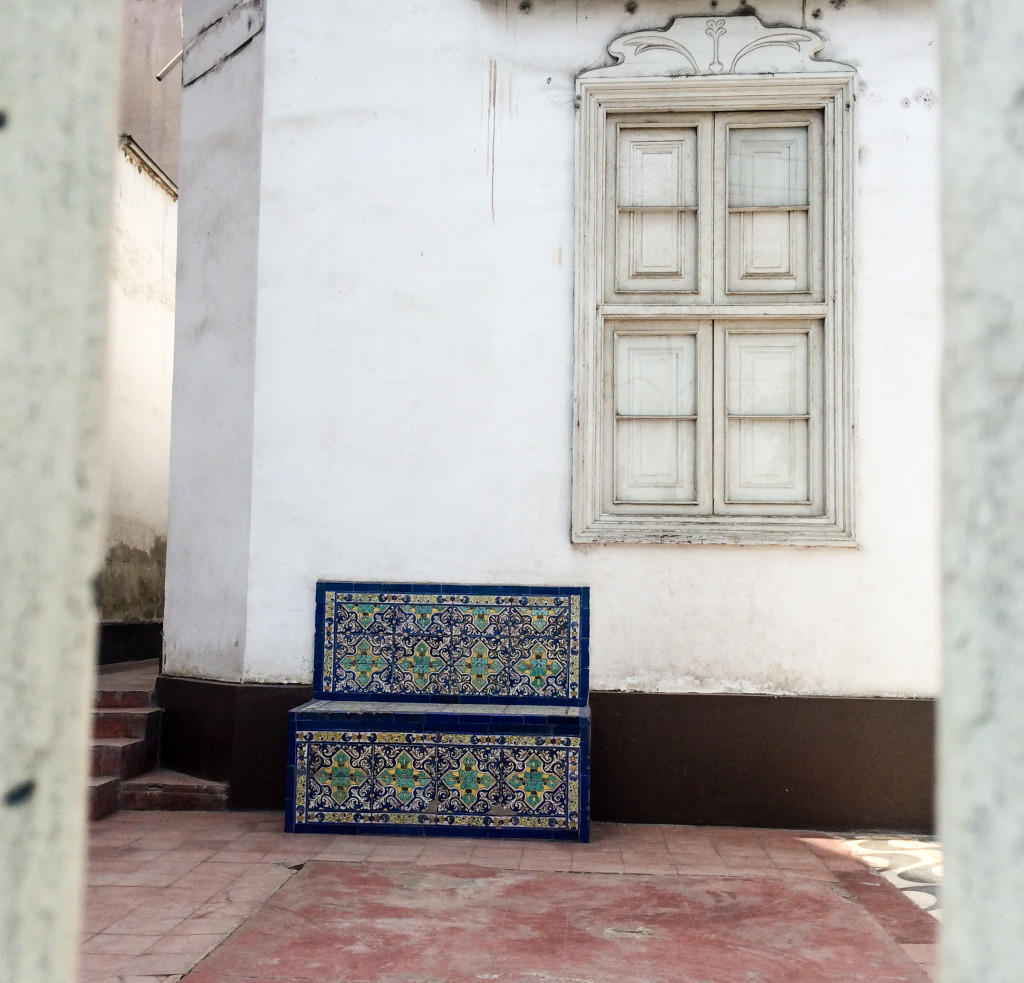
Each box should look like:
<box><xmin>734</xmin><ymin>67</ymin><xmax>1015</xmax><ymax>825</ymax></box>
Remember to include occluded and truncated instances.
<box><xmin>286</xmin><ymin>700</ymin><xmax>590</xmax><ymax>841</ymax></box>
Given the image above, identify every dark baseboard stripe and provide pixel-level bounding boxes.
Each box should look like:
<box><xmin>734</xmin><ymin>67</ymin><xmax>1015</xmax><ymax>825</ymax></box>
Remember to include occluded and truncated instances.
<box><xmin>153</xmin><ymin>676</ymin><xmax>934</xmax><ymax>829</ymax></box>
<box><xmin>589</xmin><ymin>692</ymin><xmax>934</xmax><ymax>833</ymax></box>
<box><xmin>97</xmin><ymin>621</ymin><xmax>163</xmax><ymax>666</ymax></box>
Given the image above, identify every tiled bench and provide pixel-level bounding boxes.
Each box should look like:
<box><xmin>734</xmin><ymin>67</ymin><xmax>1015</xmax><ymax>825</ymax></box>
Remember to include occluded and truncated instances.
<box><xmin>285</xmin><ymin>582</ymin><xmax>590</xmax><ymax>840</ymax></box>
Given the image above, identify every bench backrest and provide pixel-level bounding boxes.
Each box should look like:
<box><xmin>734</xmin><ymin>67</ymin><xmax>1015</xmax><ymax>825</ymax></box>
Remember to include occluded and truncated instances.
<box><xmin>314</xmin><ymin>581</ymin><xmax>589</xmax><ymax>706</ymax></box>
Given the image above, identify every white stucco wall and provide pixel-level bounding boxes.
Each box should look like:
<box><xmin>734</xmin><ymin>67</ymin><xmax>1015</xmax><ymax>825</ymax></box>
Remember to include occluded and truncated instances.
<box><xmin>167</xmin><ymin>0</ymin><xmax>942</xmax><ymax>696</ymax></box>
<box><xmin>101</xmin><ymin>143</ymin><xmax>176</xmax><ymax>622</ymax></box>
<box><xmin>105</xmin><ymin>145</ymin><xmax>176</xmax><ymax>554</ymax></box>
<box><xmin>164</xmin><ymin>9</ymin><xmax>264</xmax><ymax>679</ymax></box>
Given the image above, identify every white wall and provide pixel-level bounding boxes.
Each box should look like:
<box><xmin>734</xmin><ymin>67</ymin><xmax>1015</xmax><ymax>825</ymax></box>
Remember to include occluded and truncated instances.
<box><xmin>169</xmin><ymin>0</ymin><xmax>942</xmax><ymax>696</ymax></box>
<box><xmin>105</xmin><ymin>144</ymin><xmax>176</xmax><ymax>556</ymax></box>
<box><xmin>163</xmin><ymin>6</ymin><xmax>264</xmax><ymax>680</ymax></box>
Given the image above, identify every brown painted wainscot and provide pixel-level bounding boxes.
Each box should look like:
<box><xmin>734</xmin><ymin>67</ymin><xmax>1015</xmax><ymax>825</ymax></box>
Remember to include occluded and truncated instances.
<box><xmin>154</xmin><ymin>676</ymin><xmax>934</xmax><ymax>832</ymax></box>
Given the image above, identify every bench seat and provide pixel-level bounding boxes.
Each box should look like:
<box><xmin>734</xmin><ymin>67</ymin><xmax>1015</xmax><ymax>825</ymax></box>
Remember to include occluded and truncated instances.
<box><xmin>286</xmin><ymin>582</ymin><xmax>591</xmax><ymax>840</ymax></box>
<box><xmin>286</xmin><ymin>699</ymin><xmax>589</xmax><ymax>839</ymax></box>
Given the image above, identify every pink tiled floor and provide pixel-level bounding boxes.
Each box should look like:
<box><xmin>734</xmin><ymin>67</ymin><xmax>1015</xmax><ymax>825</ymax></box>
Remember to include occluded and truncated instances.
<box><xmin>80</xmin><ymin>812</ymin><xmax>937</xmax><ymax>983</ymax></box>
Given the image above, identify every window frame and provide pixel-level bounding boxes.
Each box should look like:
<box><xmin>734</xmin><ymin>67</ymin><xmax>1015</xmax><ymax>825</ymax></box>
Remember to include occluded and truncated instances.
<box><xmin>572</xmin><ymin>72</ymin><xmax>856</xmax><ymax>546</ymax></box>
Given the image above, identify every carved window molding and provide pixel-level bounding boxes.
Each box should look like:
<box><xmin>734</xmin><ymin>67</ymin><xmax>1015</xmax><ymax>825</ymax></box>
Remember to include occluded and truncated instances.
<box><xmin>572</xmin><ymin>15</ymin><xmax>856</xmax><ymax>546</ymax></box>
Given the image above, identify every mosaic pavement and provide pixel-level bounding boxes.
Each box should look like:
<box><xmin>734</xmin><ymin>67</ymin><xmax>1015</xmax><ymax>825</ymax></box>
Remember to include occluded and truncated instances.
<box><xmin>845</xmin><ymin>836</ymin><xmax>942</xmax><ymax>920</ymax></box>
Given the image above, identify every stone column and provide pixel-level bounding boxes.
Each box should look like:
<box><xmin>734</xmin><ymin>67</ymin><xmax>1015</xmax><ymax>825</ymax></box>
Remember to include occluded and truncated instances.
<box><xmin>163</xmin><ymin>0</ymin><xmax>266</xmax><ymax>682</ymax></box>
<box><xmin>0</xmin><ymin>3</ymin><xmax>120</xmax><ymax>981</ymax></box>
<box><xmin>940</xmin><ymin>0</ymin><xmax>1024</xmax><ymax>979</ymax></box>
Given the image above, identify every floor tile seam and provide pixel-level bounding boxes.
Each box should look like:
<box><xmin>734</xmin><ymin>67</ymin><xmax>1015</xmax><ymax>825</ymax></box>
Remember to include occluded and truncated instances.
<box><xmin>120</xmin><ymin>916</ymin><xmax>250</xmax><ymax>978</ymax></box>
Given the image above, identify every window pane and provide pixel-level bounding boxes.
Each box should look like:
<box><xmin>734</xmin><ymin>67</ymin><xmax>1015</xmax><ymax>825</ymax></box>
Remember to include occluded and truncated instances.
<box><xmin>726</xmin><ymin>332</ymin><xmax>808</xmax><ymax>416</ymax></box>
<box><xmin>728</xmin><ymin>126</ymin><xmax>808</xmax><ymax>208</ymax></box>
<box><xmin>613</xmin><ymin>126</ymin><xmax>700</xmax><ymax>294</ymax></box>
<box><xmin>618</xmin><ymin>128</ymin><xmax>698</xmax><ymax>207</ymax></box>
<box><xmin>616</xmin><ymin>419</ymin><xmax>696</xmax><ymax>503</ymax></box>
<box><xmin>729</xmin><ymin>210</ymin><xmax>808</xmax><ymax>279</ymax></box>
<box><xmin>615</xmin><ymin>334</ymin><xmax>696</xmax><ymax>416</ymax></box>
<box><xmin>726</xmin><ymin>419</ymin><xmax>809</xmax><ymax>503</ymax></box>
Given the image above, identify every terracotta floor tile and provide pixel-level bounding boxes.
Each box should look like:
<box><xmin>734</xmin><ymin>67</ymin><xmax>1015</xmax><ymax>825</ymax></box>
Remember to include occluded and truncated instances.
<box><xmin>108</xmin><ymin>869</ymin><xmax>184</xmax><ymax>888</ymax></box>
<box><xmin>570</xmin><ymin>857</ymin><xmax>626</xmax><ymax>873</ymax></box>
<box><xmin>76</xmin><ymin>953</ymin><xmax>135</xmax><ymax>981</ymax></box>
<box><xmin>720</xmin><ymin>853</ymin><xmax>777</xmax><ymax>867</ymax></box>
<box><xmin>672</xmin><ymin>862</ymin><xmax>731</xmax><ymax>876</ymax></box>
<box><xmin>665</xmin><ymin>845</ymin><xmax>722</xmax><ymax>859</ymax></box>
<box><xmin>79</xmin><ymin>934</ymin><xmax>162</xmax><ymax>955</ymax></box>
<box><xmin>712</xmin><ymin>839</ymin><xmax>770</xmax><ymax>856</ymax></box>
<box><xmin>834</xmin><ymin>870</ymin><xmax>937</xmax><ymax>945</ymax></box>
<box><xmin>122</xmin><ymin>952</ymin><xmax>208</xmax><ymax>976</ymax></box>
<box><xmin>782</xmin><ymin>865</ymin><xmax>839</xmax><ymax>881</ymax></box>
<box><xmin>768</xmin><ymin>854</ymin><xmax>833</xmax><ymax>871</ymax></box>
<box><xmin>311</xmin><ymin>843</ymin><xmax>374</xmax><ymax>861</ymax></box>
<box><xmin>179</xmin><ymin>860</ymin><xmax>935</xmax><ymax>983</ymax></box>
<box><xmin>517</xmin><ymin>854</ymin><xmax>573</xmax><ymax>872</ymax></box>
<box><xmin>122</xmin><ymin>977</ymin><xmax>184</xmax><ymax>983</ymax></box>
<box><xmin>172</xmin><ymin>915</ymin><xmax>245</xmax><ymax>936</ymax></box>
<box><xmin>81</xmin><ymin>906</ymin><xmax>136</xmax><ymax>934</ymax></box>
<box><xmin>257</xmin><ymin>852</ymin><xmax>309</xmax><ymax>865</ymax></box>
<box><xmin>623</xmin><ymin>862</ymin><xmax>679</xmax><ymax>875</ymax></box>
<box><xmin>80</xmin><ymin>814</ymin><xmax>941</xmax><ymax>983</ymax></box>
<box><xmin>206</xmin><ymin>850</ymin><xmax>269</xmax><ymax>864</ymax></box>
<box><xmin>104</xmin><ymin>913</ymin><xmax>185</xmax><ymax>936</ymax></box>
<box><xmin>145</xmin><ymin>933</ymin><xmax>224</xmax><ymax>955</ymax></box>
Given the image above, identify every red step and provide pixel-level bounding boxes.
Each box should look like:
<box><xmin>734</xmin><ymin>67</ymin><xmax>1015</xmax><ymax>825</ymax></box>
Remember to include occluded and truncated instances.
<box><xmin>94</xmin><ymin>687</ymin><xmax>155</xmax><ymax>709</ymax></box>
<box><xmin>92</xmin><ymin>706</ymin><xmax>162</xmax><ymax>741</ymax></box>
<box><xmin>92</xmin><ymin>736</ymin><xmax>157</xmax><ymax>779</ymax></box>
<box><xmin>89</xmin><ymin>776</ymin><xmax>119</xmax><ymax>821</ymax></box>
<box><xmin>118</xmin><ymin>769</ymin><xmax>228</xmax><ymax>812</ymax></box>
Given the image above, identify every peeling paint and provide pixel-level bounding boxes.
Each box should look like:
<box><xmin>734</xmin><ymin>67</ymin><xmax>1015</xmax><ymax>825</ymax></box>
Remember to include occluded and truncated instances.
<box><xmin>97</xmin><ymin>536</ymin><xmax>166</xmax><ymax>622</ymax></box>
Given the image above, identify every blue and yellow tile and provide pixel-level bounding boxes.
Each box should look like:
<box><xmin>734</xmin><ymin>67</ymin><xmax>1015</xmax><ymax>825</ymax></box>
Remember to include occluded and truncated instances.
<box><xmin>375</xmin><ymin>742</ymin><xmax>435</xmax><ymax>812</ymax></box>
<box><xmin>332</xmin><ymin>634</ymin><xmax>392</xmax><ymax>694</ymax></box>
<box><xmin>449</xmin><ymin>637</ymin><xmax>507</xmax><ymax>697</ymax></box>
<box><xmin>391</xmin><ymin>635</ymin><xmax>449</xmax><ymax>694</ymax></box>
<box><xmin>392</xmin><ymin>600</ymin><xmax>448</xmax><ymax>636</ymax></box>
<box><xmin>503</xmin><ymin>745</ymin><xmax>568</xmax><ymax>817</ymax></box>
<box><xmin>506</xmin><ymin>639</ymin><xmax>568</xmax><ymax>699</ymax></box>
<box><xmin>436</xmin><ymin>745</ymin><xmax>503</xmax><ymax>814</ymax></box>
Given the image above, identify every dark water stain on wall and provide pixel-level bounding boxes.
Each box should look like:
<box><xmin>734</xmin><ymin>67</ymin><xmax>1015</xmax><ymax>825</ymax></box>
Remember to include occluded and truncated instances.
<box><xmin>97</xmin><ymin>536</ymin><xmax>167</xmax><ymax>622</ymax></box>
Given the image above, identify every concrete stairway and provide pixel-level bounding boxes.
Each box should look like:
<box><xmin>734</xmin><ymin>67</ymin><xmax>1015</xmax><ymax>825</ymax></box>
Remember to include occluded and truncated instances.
<box><xmin>90</xmin><ymin>659</ymin><xmax>228</xmax><ymax>819</ymax></box>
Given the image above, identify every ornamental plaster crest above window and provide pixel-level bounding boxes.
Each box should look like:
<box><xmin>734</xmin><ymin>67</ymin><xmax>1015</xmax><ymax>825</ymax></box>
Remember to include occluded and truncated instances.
<box><xmin>586</xmin><ymin>15</ymin><xmax>847</xmax><ymax>78</ymax></box>
<box><xmin>572</xmin><ymin>16</ymin><xmax>856</xmax><ymax>546</ymax></box>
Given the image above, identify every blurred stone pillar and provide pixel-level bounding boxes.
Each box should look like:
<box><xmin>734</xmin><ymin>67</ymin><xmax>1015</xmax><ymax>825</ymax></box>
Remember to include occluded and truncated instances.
<box><xmin>940</xmin><ymin>0</ymin><xmax>1024</xmax><ymax>980</ymax></box>
<box><xmin>0</xmin><ymin>3</ymin><xmax>120</xmax><ymax>981</ymax></box>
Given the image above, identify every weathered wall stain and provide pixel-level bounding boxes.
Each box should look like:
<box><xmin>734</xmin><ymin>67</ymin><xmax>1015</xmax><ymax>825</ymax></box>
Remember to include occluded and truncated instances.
<box><xmin>97</xmin><ymin>535</ymin><xmax>167</xmax><ymax>622</ymax></box>
<box><xmin>487</xmin><ymin>57</ymin><xmax>498</xmax><ymax>221</ymax></box>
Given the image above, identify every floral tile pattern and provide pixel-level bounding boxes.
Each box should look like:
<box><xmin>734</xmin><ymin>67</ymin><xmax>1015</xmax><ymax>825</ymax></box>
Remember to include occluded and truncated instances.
<box><xmin>293</xmin><ymin>582</ymin><xmax>590</xmax><ymax>840</ymax></box>
<box><xmin>315</xmin><ymin>583</ymin><xmax>589</xmax><ymax>705</ymax></box>
<box><xmin>289</xmin><ymin>725</ymin><xmax>588</xmax><ymax>839</ymax></box>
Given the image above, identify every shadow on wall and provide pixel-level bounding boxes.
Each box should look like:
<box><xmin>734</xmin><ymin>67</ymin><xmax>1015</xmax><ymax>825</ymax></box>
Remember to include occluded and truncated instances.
<box><xmin>97</xmin><ymin>535</ymin><xmax>167</xmax><ymax>623</ymax></box>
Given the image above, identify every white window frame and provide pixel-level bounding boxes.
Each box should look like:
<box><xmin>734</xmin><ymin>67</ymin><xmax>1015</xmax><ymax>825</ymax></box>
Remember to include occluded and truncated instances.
<box><xmin>573</xmin><ymin>22</ymin><xmax>855</xmax><ymax>547</ymax></box>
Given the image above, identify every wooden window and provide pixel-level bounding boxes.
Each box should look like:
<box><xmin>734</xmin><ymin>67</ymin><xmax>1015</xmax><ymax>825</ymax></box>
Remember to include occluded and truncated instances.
<box><xmin>573</xmin><ymin>18</ymin><xmax>855</xmax><ymax>545</ymax></box>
